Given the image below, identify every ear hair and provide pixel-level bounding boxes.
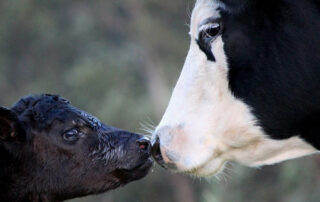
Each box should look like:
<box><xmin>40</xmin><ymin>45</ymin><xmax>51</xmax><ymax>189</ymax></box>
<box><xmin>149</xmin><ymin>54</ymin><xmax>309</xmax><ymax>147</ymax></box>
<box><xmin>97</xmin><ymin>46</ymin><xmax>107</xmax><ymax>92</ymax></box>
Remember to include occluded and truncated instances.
<box><xmin>0</xmin><ymin>107</ymin><xmax>17</xmax><ymax>123</ymax></box>
<box><xmin>0</xmin><ymin>107</ymin><xmax>22</xmax><ymax>142</ymax></box>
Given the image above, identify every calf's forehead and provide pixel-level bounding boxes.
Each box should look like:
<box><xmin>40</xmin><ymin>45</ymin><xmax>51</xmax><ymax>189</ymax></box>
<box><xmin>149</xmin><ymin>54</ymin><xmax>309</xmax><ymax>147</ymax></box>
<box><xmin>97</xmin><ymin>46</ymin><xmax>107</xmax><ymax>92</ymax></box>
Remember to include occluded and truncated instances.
<box><xmin>12</xmin><ymin>96</ymin><xmax>100</xmax><ymax>130</ymax></box>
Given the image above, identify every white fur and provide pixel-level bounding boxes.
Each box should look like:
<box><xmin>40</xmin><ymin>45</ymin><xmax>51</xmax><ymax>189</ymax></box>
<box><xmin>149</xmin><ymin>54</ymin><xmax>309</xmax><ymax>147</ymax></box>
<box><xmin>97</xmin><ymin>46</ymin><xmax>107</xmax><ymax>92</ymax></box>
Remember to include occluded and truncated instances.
<box><xmin>153</xmin><ymin>0</ymin><xmax>318</xmax><ymax>177</ymax></box>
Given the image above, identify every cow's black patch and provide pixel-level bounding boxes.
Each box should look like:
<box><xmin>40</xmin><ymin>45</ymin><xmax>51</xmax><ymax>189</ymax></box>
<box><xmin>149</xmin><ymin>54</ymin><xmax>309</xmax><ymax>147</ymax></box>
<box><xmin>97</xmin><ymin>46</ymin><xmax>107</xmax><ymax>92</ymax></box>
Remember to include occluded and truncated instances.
<box><xmin>220</xmin><ymin>0</ymin><xmax>320</xmax><ymax>148</ymax></box>
<box><xmin>196</xmin><ymin>19</ymin><xmax>223</xmax><ymax>62</ymax></box>
<box><xmin>197</xmin><ymin>39</ymin><xmax>216</xmax><ymax>62</ymax></box>
<box><xmin>217</xmin><ymin>0</ymin><xmax>250</xmax><ymax>13</ymax></box>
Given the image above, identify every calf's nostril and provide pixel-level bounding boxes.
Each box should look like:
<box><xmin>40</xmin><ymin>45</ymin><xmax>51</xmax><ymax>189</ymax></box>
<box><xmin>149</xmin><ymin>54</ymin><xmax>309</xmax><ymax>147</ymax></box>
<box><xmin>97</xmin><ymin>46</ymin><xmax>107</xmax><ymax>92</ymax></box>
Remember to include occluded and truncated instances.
<box><xmin>136</xmin><ymin>137</ymin><xmax>151</xmax><ymax>151</ymax></box>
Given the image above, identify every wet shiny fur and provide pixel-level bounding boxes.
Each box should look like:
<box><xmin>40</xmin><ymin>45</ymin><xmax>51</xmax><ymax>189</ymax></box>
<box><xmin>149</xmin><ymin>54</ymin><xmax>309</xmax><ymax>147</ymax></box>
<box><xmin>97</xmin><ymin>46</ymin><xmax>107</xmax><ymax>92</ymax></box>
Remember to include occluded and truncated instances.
<box><xmin>0</xmin><ymin>94</ymin><xmax>152</xmax><ymax>202</ymax></box>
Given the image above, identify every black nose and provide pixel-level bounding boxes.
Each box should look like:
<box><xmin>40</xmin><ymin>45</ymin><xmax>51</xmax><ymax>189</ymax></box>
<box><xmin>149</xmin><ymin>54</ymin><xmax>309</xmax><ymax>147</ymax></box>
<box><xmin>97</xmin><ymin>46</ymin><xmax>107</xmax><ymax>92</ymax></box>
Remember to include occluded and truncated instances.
<box><xmin>151</xmin><ymin>136</ymin><xmax>167</xmax><ymax>169</ymax></box>
<box><xmin>136</xmin><ymin>137</ymin><xmax>151</xmax><ymax>153</ymax></box>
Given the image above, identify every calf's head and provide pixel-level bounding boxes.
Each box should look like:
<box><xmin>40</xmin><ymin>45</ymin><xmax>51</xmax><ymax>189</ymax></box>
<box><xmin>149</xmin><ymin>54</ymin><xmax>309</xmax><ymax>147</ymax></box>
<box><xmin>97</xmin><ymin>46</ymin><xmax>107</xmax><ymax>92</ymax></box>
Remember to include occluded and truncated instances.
<box><xmin>152</xmin><ymin>0</ymin><xmax>320</xmax><ymax>176</ymax></box>
<box><xmin>0</xmin><ymin>94</ymin><xmax>152</xmax><ymax>201</ymax></box>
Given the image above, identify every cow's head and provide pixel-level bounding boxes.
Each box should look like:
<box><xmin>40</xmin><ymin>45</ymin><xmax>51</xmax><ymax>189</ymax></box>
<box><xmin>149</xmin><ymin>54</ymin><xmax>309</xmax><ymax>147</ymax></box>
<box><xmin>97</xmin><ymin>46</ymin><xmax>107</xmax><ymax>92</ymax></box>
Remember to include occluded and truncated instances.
<box><xmin>152</xmin><ymin>0</ymin><xmax>320</xmax><ymax>176</ymax></box>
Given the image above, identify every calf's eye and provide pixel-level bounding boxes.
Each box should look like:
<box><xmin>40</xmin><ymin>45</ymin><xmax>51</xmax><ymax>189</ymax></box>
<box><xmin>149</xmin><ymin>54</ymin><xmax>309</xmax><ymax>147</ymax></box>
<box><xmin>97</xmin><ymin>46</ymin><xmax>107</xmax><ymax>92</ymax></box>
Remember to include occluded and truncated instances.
<box><xmin>63</xmin><ymin>129</ymin><xmax>79</xmax><ymax>142</ymax></box>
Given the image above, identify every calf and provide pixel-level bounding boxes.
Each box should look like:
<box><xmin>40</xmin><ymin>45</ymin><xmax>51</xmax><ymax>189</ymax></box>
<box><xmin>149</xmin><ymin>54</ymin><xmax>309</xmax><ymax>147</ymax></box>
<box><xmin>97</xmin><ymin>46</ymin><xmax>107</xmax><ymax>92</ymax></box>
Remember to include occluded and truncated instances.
<box><xmin>0</xmin><ymin>94</ymin><xmax>152</xmax><ymax>202</ymax></box>
<box><xmin>152</xmin><ymin>0</ymin><xmax>320</xmax><ymax>176</ymax></box>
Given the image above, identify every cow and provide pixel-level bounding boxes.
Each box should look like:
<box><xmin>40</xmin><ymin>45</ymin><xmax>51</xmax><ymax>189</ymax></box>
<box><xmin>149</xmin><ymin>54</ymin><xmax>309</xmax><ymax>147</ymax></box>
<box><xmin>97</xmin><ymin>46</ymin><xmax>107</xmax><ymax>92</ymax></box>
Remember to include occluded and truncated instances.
<box><xmin>152</xmin><ymin>0</ymin><xmax>320</xmax><ymax>177</ymax></box>
<box><xmin>0</xmin><ymin>94</ymin><xmax>152</xmax><ymax>202</ymax></box>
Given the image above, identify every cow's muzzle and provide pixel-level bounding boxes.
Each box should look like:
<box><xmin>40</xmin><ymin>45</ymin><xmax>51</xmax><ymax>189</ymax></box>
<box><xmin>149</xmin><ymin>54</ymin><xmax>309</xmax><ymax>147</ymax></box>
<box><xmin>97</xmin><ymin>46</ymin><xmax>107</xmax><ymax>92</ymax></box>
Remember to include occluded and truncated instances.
<box><xmin>151</xmin><ymin>136</ymin><xmax>169</xmax><ymax>169</ymax></box>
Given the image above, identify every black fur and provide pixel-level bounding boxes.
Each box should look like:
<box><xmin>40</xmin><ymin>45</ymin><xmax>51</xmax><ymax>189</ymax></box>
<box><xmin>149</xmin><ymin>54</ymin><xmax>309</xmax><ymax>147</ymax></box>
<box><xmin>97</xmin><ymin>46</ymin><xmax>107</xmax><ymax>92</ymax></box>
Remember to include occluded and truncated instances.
<box><xmin>0</xmin><ymin>94</ymin><xmax>152</xmax><ymax>202</ymax></box>
<box><xmin>197</xmin><ymin>39</ymin><xmax>216</xmax><ymax>62</ymax></box>
<box><xmin>217</xmin><ymin>0</ymin><xmax>250</xmax><ymax>13</ymax></box>
<box><xmin>218</xmin><ymin>0</ymin><xmax>320</xmax><ymax>147</ymax></box>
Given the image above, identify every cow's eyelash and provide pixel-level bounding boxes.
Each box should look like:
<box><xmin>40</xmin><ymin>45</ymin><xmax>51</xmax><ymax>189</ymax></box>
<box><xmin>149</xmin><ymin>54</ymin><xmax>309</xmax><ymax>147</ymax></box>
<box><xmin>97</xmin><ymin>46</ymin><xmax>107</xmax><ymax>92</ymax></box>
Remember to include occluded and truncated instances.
<box><xmin>198</xmin><ymin>17</ymin><xmax>221</xmax><ymax>30</ymax></box>
<box><xmin>199</xmin><ymin>22</ymin><xmax>220</xmax><ymax>33</ymax></box>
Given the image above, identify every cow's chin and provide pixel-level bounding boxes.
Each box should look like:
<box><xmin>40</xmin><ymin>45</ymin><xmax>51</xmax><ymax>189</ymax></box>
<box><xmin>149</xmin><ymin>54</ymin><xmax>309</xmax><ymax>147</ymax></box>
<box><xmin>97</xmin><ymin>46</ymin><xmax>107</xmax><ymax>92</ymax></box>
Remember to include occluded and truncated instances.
<box><xmin>174</xmin><ymin>155</ymin><xmax>226</xmax><ymax>177</ymax></box>
<box><xmin>188</xmin><ymin>158</ymin><xmax>226</xmax><ymax>177</ymax></box>
<box><xmin>159</xmin><ymin>143</ymin><xmax>226</xmax><ymax>177</ymax></box>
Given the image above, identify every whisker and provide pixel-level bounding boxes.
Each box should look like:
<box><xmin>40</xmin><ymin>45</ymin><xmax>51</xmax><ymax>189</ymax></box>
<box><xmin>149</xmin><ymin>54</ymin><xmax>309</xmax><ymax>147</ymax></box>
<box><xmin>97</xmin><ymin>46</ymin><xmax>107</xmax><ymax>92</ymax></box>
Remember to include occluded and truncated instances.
<box><xmin>139</xmin><ymin>117</ymin><xmax>156</xmax><ymax>137</ymax></box>
<box><xmin>215</xmin><ymin>173</ymin><xmax>222</xmax><ymax>182</ymax></box>
<box><xmin>186</xmin><ymin>2</ymin><xmax>192</xmax><ymax>19</ymax></box>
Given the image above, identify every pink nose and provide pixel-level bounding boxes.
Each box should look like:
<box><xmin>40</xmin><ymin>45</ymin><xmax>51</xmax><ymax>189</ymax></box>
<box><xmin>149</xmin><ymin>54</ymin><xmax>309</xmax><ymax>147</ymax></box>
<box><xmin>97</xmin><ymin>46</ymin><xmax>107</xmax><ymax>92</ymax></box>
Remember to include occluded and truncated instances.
<box><xmin>152</xmin><ymin>135</ymin><xmax>180</xmax><ymax>170</ymax></box>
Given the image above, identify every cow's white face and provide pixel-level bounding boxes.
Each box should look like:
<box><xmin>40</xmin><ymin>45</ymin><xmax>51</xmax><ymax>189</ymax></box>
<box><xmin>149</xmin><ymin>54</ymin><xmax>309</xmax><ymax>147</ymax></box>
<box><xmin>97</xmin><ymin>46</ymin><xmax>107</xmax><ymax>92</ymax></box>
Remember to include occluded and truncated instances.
<box><xmin>152</xmin><ymin>0</ymin><xmax>317</xmax><ymax>176</ymax></box>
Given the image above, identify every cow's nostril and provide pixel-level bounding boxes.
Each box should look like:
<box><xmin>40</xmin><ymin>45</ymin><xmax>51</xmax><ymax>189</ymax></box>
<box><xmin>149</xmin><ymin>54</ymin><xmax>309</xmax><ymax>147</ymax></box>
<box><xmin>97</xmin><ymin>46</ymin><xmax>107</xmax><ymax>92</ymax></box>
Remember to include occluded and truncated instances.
<box><xmin>136</xmin><ymin>137</ymin><xmax>151</xmax><ymax>152</ymax></box>
<box><xmin>151</xmin><ymin>136</ymin><xmax>168</xmax><ymax>169</ymax></box>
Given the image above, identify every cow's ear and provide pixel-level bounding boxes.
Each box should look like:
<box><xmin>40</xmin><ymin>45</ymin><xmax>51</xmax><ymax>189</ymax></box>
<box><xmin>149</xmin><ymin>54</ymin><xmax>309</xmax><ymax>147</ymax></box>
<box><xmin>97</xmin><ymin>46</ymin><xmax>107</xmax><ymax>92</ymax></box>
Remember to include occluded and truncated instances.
<box><xmin>0</xmin><ymin>107</ymin><xmax>22</xmax><ymax>142</ymax></box>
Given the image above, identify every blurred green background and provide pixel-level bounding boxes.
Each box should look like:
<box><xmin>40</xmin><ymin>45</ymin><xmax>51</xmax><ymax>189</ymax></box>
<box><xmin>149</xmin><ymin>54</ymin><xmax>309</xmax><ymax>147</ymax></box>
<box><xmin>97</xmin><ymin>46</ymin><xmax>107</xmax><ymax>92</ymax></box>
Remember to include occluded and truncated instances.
<box><xmin>1</xmin><ymin>0</ymin><xmax>320</xmax><ymax>202</ymax></box>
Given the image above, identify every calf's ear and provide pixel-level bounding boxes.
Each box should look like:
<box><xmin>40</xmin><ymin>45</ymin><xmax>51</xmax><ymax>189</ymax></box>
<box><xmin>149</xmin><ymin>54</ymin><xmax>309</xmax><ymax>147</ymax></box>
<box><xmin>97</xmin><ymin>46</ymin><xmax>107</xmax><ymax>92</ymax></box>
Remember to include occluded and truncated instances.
<box><xmin>0</xmin><ymin>107</ymin><xmax>24</xmax><ymax>142</ymax></box>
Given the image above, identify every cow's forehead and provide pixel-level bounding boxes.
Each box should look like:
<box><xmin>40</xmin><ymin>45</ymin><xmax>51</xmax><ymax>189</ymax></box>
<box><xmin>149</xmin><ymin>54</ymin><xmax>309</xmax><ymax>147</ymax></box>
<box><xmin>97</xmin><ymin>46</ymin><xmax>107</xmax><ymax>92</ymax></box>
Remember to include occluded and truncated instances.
<box><xmin>190</xmin><ymin>0</ymin><xmax>221</xmax><ymax>37</ymax></box>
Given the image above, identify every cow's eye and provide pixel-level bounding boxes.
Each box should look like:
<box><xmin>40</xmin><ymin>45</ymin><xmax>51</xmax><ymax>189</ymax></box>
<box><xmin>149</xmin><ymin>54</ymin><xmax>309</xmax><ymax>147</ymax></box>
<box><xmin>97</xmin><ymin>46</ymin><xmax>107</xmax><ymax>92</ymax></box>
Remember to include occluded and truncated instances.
<box><xmin>197</xmin><ymin>20</ymin><xmax>222</xmax><ymax>61</ymax></box>
<box><xmin>199</xmin><ymin>22</ymin><xmax>222</xmax><ymax>43</ymax></box>
<box><xmin>63</xmin><ymin>129</ymin><xmax>79</xmax><ymax>142</ymax></box>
